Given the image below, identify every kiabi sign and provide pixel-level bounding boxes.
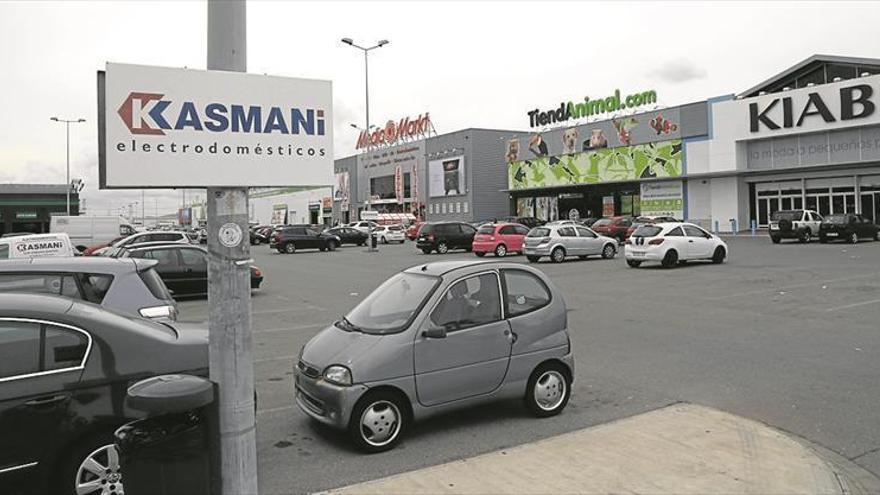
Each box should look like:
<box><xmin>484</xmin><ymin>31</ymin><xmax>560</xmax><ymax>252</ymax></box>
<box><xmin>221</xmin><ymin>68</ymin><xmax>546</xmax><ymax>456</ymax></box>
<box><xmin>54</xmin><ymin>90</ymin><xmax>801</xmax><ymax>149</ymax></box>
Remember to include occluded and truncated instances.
<box><xmin>356</xmin><ymin>113</ymin><xmax>431</xmax><ymax>149</ymax></box>
<box><xmin>750</xmin><ymin>83</ymin><xmax>875</xmax><ymax>132</ymax></box>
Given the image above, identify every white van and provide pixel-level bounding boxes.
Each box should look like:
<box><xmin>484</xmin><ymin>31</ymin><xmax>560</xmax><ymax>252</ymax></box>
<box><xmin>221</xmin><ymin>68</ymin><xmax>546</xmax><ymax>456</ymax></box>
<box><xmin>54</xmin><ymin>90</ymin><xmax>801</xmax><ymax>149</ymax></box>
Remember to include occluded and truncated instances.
<box><xmin>50</xmin><ymin>215</ymin><xmax>135</xmax><ymax>251</ymax></box>
<box><xmin>0</xmin><ymin>233</ymin><xmax>76</xmax><ymax>259</ymax></box>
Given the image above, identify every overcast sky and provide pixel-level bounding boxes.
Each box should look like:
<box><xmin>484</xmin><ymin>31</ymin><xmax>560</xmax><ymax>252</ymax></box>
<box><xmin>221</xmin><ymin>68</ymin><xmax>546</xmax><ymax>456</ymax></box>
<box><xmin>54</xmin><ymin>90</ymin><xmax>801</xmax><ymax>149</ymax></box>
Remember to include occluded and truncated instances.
<box><xmin>2</xmin><ymin>0</ymin><xmax>879</xmax><ymax>217</ymax></box>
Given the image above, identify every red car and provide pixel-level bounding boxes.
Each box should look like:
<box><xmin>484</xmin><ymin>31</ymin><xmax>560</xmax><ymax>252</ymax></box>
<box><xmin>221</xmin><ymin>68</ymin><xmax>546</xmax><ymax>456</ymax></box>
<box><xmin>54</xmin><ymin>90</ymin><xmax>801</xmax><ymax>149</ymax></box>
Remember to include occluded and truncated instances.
<box><xmin>82</xmin><ymin>236</ymin><xmax>126</xmax><ymax>255</ymax></box>
<box><xmin>406</xmin><ymin>221</ymin><xmax>425</xmax><ymax>241</ymax></box>
<box><xmin>591</xmin><ymin>216</ymin><xmax>633</xmax><ymax>242</ymax></box>
<box><xmin>472</xmin><ymin>222</ymin><xmax>531</xmax><ymax>257</ymax></box>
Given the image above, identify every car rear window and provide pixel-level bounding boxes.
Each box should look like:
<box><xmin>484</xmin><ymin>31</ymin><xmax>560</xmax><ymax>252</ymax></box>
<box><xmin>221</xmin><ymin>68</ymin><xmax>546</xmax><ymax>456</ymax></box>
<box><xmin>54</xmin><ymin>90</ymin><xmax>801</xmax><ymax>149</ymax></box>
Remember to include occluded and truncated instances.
<box><xmin>771</xmin><ymin>211</ymin><xmax>799</xmax><ymax>221</ymax></box>
<box><xmin>388</xmin><ymin>225</ymin><xmax>403</xmax><ymax>231</ymax></box>
<box><xmin>138</xmin><ymin>268</ymin><xmax>173</xmax><ymax>301</ymax></box>
<box><xmin>477</xmin><ymin>225</ymin><xmax>496</xmax><ymax>235</ymax></box>
<box><xmin>825</xmin><ymin>214</ymin><xmax>847</xmax><ymax>224</ymax></box>
<box><xmin>633</xmin><ymin>225</ymin><xmax>663</xmax><ymax>237</ymax></box>
<box><xmin>592</xmin><ymin>219</ymin><xmax>611</xmax><ymax>227</ymax></box>
<box><xmin>528</xmin><ymin>228</ymin><xmax>550</xmax><ymax>237</ymax></box>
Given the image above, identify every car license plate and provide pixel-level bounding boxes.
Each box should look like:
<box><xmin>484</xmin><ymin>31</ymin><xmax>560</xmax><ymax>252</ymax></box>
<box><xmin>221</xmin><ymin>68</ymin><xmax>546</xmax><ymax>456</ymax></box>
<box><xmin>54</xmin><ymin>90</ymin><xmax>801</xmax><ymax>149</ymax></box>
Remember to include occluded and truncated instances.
<box><xmin>826</xmin><ymin>232</ymin><xmax>838</xmax><ymax>237</ymax></box>
<box><xmin>631</xmin><ymin>250</ymin><xmax>645</xmax><ymax>257</ymax></box>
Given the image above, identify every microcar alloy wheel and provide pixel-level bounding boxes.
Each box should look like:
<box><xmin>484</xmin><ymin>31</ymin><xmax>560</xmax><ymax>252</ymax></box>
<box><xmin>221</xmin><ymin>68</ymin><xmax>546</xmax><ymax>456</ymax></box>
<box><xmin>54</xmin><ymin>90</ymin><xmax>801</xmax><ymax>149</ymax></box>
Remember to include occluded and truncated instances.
<box><xmin>349</xmin><ymin>392</ymin><xmax>407</xmax><ymax>453</ymax></box>
<box><xmin>525</xmin><ymin>363</ymin><xmax>571</xmax><ymax>417</ymax></box>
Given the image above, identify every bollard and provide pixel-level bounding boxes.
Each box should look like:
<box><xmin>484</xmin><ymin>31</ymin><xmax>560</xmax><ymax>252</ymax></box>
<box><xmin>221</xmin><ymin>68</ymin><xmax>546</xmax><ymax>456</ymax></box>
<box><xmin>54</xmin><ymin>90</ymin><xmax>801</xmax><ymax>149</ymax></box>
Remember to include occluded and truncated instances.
<box><xmin>714</xmin><ymin>220</ymin><xmax>720</xmax><ymax>235</ymax></box>
<box><xmin>750</xmin><ymin>219</ymin><xmax>757</xmax><ymax>236</ymax></box>
<box><xmin>730</xmin><ymin>219</ymin><xmax>737</xmax><ymax>236</ymax></box>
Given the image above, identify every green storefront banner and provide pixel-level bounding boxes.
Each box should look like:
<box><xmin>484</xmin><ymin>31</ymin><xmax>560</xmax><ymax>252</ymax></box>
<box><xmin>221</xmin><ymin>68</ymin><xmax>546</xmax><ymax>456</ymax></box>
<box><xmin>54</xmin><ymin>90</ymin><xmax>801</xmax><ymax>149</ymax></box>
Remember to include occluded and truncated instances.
<box><xmin>508</xmin><ymin>139</ymin><xmax>683</xmax><ymax>191</ymax></box>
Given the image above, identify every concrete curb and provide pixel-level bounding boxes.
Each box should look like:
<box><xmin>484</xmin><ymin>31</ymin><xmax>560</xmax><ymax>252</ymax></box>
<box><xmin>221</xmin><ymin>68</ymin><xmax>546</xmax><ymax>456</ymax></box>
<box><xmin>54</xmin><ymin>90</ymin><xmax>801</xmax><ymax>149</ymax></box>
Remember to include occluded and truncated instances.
<box><xmin>320</xmin><ymin>404</ymin><xmax>880</xmax><ymax>495</ymax></box>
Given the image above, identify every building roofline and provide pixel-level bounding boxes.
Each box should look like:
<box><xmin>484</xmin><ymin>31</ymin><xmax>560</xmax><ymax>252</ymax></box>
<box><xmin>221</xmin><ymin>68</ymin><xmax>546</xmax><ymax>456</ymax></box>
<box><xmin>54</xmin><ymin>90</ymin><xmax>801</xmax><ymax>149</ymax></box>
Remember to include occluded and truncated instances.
<box><xmin>739</xmin><ymin>54</ymin><xmax>880</xmax><ymax>97</ymax></box>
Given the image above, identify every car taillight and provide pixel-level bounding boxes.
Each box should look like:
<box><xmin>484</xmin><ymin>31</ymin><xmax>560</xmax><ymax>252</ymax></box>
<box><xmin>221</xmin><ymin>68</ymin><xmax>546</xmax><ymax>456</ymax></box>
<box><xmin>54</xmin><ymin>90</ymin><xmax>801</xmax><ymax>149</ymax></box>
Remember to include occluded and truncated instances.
<box><xmin>252</xmin><ymin>266</ymin><xmax>262</xmax><ymax>278</ymax></box>
<box><xmin>139</xmin><ymin>305</ymin><xmax>177</xmax><ymax>321</ymax></box>
<box><xmin>427</xmin><ymin>234</ymin><xmax>435</xmax><ymax>241</ymax></box>
<box><xmin>489</xmin><ymin>236</ymin><xmax>495</xmax><ymax>241</ymax></box>
<box><xmin>648</xmin><ymin>238</ymin><xmax>665</xmax><ymax>245</ymax></box>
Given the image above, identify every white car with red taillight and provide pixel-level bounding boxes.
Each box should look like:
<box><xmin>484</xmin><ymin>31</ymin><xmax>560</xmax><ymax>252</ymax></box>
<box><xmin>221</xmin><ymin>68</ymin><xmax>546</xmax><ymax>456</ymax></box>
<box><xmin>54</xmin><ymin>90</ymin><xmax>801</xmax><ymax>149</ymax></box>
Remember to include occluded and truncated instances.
<box><xmin>624</xmin><ymin>222</ymin><xmax>727</xmax><ymax>268</ymax></box>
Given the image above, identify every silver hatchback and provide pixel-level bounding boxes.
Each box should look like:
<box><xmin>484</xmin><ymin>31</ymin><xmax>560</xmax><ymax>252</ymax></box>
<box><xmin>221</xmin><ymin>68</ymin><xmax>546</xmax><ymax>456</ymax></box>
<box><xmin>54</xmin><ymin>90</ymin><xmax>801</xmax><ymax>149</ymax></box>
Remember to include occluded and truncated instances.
<box><xmin>523</xmin><ymin>224</ymin><xmax>618</xmax><ymax>263</ymax></box>
<box><xmin>294</xmin><ymin>260</ymin><xmax>574</xmax><ymax>452</ymax></box>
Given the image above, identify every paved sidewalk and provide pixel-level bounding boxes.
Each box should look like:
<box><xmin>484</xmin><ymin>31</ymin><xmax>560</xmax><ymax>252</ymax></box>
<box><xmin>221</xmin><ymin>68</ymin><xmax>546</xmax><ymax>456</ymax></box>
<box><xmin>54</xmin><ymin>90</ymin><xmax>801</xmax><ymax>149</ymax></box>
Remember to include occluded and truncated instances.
<box><xmin>324</xmin><ymin>404</ymin><xmax>880</xmax><ymax>495</ymax></box>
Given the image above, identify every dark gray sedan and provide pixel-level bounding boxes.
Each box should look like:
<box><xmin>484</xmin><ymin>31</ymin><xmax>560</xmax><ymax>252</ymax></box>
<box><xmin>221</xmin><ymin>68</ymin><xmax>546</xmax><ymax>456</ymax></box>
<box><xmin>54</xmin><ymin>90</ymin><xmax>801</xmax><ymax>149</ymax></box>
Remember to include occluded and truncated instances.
<box><xmin>0</xmin><ymin>293</ymin><xmax>207</xmax><ymax>495</ymax></box>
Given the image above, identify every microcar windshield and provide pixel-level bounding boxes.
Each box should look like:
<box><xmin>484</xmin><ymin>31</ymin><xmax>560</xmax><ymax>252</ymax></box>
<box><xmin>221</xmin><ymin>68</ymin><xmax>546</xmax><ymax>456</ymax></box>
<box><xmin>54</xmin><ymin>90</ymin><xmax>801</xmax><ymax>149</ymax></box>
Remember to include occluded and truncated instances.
<box><xmin>343</xmin><ymin>272</ymin><xmax>439</xmax><ymax>335</ymax></box>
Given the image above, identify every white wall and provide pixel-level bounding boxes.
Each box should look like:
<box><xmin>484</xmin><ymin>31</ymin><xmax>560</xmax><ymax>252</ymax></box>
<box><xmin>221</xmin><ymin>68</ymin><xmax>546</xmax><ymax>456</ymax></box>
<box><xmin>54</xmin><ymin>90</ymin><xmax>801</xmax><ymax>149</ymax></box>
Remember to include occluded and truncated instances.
<box><xmin>250</xmin><ymin>188</ymin><xmax>331</xmax><ymax>225</ymax></box>
<box><xmin>684</xmin><ymin>139</ymin><xmax>710</xmax><ymax>175</ymax></box>
<box><xmin>709</xmin><ymin>177</ymin><xmax>741</xmax><ymax>233</ymax></box>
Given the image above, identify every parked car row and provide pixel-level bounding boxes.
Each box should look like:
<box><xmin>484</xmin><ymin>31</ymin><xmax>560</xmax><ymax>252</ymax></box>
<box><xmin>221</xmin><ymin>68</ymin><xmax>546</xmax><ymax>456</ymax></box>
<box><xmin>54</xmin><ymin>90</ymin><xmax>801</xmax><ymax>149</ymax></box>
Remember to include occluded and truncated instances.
<box><xmin>769</xmin><ymin>210</ymin><xmax>879</xmax><ymax>244</ymax></box>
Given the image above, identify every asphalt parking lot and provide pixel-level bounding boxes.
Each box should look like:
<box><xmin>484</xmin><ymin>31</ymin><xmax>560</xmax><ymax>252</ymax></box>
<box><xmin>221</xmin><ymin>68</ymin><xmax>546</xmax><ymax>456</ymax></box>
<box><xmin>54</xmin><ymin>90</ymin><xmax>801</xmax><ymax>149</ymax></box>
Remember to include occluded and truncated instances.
<box><xmin>177</xmin><ymin>235</ymin><xmax>880</xmax><ymax>495</ymax></box>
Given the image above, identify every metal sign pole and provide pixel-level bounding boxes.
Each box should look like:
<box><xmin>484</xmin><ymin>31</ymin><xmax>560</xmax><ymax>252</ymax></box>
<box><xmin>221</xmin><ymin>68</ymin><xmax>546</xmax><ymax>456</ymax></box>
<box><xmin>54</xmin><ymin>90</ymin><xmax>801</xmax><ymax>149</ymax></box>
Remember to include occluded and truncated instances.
<box><xmin>206</xmin><ymin>1</ymin><xmax>258</xmax><ymax>494</ymax></box>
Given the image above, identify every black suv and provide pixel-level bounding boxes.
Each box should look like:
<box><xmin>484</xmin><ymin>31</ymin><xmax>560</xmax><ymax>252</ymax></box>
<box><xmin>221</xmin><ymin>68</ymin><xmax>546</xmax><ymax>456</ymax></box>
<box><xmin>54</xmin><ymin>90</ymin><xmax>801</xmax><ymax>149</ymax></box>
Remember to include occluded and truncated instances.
<box><xmin>819</xmin><ymin>213</ymin><xmax>879</xmax><ymax>243</ymax></box>
<box><xmin>416</xmin><ymin>222</ymin><xmax>477</xmax><ymax>254</ymax></box>
<box><xmin>270</xmin><ymin>225</ymin><xmax>341</xmax><ymax>254</ymax></box>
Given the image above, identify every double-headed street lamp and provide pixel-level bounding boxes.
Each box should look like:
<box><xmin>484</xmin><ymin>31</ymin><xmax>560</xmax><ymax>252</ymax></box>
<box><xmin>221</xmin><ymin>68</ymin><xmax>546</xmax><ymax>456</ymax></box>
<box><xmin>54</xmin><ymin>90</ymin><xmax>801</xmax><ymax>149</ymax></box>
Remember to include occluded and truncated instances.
<box><xmin>340</xmin><ymin>38</ymin><xmax>389</xmax><ymax>139</ymax></box>
<box><xmin>50</xmin><ymin>116</ymin><xmax>86</xmax><ymax>215</ymax></box>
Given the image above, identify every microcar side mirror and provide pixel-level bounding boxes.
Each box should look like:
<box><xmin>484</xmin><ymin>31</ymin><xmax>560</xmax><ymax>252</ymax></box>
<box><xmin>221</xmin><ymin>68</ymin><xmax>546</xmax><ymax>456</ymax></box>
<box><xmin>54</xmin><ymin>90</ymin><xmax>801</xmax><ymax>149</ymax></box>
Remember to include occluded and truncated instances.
<box><xmin>422</xmin><ymin>326</ymin><xmax>447</xmax><ymax>339</ymax></box>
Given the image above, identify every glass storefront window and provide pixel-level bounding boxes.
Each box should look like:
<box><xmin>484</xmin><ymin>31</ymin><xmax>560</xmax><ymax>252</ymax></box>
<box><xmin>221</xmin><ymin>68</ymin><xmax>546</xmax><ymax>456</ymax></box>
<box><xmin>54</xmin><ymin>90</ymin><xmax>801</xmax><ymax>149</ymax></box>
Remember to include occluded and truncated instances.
<box><xmin>818</xmin><ymin>196</ymin><xmax>831</xmax><ymax>216</ymax></box>
<box><xmin>832</xmin><ymin>195</ymin><xmax>844</xmax><ymax>214</ymax></box>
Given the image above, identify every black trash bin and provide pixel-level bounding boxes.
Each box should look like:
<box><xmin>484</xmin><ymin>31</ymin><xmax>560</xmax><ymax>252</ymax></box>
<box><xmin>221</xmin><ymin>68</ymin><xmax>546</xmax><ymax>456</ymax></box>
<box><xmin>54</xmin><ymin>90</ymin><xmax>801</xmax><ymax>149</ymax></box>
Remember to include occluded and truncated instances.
<box><xmin>114</xmin><ymin>374</ymin><xmax>215</xmax><ymax>495</ymax></box>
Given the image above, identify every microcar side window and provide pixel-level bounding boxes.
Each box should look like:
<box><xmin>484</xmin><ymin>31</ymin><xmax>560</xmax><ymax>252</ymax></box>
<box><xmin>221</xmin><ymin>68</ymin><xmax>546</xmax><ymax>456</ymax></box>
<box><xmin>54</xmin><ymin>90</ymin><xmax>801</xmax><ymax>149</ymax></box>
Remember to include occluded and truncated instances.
<box><xmin>501</xmin><ymin>270</ymin><xmax>551</xmax><ymax>318</ymax></box>
<box><xmin>430</xmin><ymin>273</ymin><xmax>501</xmax><ymax>331</ymax></box>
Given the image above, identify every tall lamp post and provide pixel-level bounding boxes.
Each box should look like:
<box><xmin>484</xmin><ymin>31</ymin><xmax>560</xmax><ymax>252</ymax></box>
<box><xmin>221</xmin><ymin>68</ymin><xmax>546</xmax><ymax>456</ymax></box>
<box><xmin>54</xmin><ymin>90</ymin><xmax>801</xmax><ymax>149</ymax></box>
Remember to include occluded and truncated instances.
<box><xmin>341</xmin><ymin>38</ymin><xmax>388</xmax><ymax>252</ymax></box>
<box><xmin>50</xmin><ymin>117</ymin><xmax>86</xmax><ymax>216</ymax></box>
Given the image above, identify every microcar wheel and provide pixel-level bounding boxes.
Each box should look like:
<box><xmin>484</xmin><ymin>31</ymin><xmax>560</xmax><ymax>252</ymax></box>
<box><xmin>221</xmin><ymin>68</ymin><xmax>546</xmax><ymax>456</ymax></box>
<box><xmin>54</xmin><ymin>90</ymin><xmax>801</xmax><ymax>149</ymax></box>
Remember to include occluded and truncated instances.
<box><xmin>712</xmin><ymin>246</ymin><xmax>726</xmax><ymax>264</ymax></box>
<box><xmin>495</xmin><ymin>244</ymin><xmax>507</xmax><ymax>257</ymax></box>
<box><xmin>661</xmin><ymin>249</ymin><xmax>679</xmax><ymax>268</ymax></box>
<box><xmin>437</xmin><ymin>242</ymin><xmax>449</xmax><ymax>254</ymax></box>
<box><xmin>551</xmin><ymin>247</ymin><xmax>566</xmax><ymax>263</ymax></box>
<box><xmin>601</xmin><ymin>243</ymin><xmax>616</xmax><ymax>259</ymax></box>
<box><xmin>525</xmin><ymin>363</ymin><xmax>571</xmax><ymax>418</ymax></box>
<box><xmin>349</xmin><ymin>391</ymin><xmax>407</xmax><ymax>453</ymax></box>
<box><xmin>627</xmin><ymin>259</ymin><xmax>642</xmax><ymax>268</ymax></box>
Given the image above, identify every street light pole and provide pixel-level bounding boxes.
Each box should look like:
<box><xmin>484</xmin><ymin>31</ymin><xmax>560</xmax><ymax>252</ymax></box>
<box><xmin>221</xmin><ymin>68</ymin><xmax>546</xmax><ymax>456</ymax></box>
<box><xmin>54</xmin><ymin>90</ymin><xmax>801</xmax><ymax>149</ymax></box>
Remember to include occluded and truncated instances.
<box><xmin>341</xmin><ymin>38</ymin><xmax>388</xmax><ymax>252</ymax></box>
<box><xmin>50</xmin><ymin>117</ymin><xmax>86</xmax><ymax>215</ymax></box>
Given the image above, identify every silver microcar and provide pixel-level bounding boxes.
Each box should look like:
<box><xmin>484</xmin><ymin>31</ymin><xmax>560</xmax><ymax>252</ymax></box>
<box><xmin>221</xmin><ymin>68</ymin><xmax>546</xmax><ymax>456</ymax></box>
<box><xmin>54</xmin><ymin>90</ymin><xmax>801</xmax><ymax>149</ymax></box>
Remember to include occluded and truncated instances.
<box><xmin>293</xmin><ymin>260</ymin><xmax>574</xmax><ymax>452</ymax></box>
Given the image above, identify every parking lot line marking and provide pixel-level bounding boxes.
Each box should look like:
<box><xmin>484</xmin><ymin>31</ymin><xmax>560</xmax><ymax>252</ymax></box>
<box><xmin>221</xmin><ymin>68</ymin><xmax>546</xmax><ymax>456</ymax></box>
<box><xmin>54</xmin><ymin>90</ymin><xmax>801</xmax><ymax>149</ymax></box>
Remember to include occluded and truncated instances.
<box><xmin>703</xmin><ymin>272</ymin><xmax>880</xmax><ymax>301</ymax></box>
<box><xmin>255</xmin><ymin>354</ymin><xmax>298</xmax><ymax>363</ymax></box>
<box><xmin>825</xmin><ymin>298</ymin><xmax>880</xmax><ymax>312</ymax></box>
<box><xmin>256</xmin><ymin>405</ymin><xmax>295</xmax><ymax>416</ymax></box>
<box><xmin>254</xmin><ymin>323</ymin><xmax>323</xmax><ymax>334</ymax></box>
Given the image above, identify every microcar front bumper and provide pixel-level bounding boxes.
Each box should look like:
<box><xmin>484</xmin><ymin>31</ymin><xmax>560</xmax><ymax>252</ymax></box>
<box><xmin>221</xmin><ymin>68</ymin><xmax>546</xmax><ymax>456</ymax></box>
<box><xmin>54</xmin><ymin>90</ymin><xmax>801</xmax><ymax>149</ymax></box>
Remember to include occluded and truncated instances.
<box><xmin>294</xmin><ymin>360</ymin><xmax>368</xmax><ymax>429</ymax></box>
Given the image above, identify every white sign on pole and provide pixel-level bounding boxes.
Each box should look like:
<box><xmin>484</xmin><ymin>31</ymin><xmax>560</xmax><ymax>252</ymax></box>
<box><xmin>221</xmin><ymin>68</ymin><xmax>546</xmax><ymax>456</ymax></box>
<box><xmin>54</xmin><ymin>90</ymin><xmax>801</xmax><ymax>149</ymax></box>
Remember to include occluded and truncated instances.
<box><xmin>98</xmin><ymin>62</ymin><xmax>334</xmax><ymax>188</ymax></box>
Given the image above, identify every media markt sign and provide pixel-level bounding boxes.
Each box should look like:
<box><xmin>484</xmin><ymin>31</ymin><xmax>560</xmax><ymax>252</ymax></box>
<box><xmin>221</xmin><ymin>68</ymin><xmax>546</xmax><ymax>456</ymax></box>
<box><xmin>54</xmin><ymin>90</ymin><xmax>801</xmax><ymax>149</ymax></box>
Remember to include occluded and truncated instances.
<box><xmin>98</xmin><ymin>62</ymin><xmax>334</xmax><ymax>188</ymax></box>
<box><xmin>528</xmin><ymin>89</ymin><xmax>658</xmax><ymax>128</ymax></box>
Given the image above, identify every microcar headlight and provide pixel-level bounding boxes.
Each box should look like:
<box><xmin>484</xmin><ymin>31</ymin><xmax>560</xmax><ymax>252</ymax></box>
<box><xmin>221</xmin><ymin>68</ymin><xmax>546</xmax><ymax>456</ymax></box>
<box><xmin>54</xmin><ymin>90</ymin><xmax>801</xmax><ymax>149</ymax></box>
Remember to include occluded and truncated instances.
<box><xmin>323</xmin><ymin>365</ymin><xmax>352</xmax><ymax>386</ymax></box>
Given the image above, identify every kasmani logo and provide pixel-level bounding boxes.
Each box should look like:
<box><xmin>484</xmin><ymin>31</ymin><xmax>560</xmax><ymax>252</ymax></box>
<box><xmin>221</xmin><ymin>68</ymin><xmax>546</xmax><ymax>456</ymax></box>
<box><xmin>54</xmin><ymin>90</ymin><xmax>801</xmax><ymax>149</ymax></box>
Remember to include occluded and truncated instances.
<box><xmin>117</xmin><ymin>92</ymin><xmax>327</xmax><ymax>136</ymax></box>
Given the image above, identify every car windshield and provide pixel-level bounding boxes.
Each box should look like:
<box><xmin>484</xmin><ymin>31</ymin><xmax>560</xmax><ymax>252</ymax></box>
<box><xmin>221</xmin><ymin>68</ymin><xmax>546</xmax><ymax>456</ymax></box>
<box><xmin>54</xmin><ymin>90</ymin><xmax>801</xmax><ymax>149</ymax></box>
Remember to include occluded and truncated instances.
<box><xmin>633</xmin><ymin>225</ymin><xmax>663</xmax><ymax>237</ymax></box>
<box><xmin>771</xmin><ymin>211</ymin><xmax>799</xmax><ymax>221</ymax></box>
<box><xmin>825</xmin><ymin>214</ymin><xmax>847</xmax><ymax>224</ymax></box>
<box><xmin>477</xmin><ymin>225</ymin><xmax>495</xmax><ymax>234</ymax></box>
<box><xmin>527</xmin><ymin>228</ymin><xmax>550</xmax><ymax>237</ymax></box>
<box><xmin>344</xmin><ymin>272</ymin><xmax>439</xmax><ymax>335</ymax></box>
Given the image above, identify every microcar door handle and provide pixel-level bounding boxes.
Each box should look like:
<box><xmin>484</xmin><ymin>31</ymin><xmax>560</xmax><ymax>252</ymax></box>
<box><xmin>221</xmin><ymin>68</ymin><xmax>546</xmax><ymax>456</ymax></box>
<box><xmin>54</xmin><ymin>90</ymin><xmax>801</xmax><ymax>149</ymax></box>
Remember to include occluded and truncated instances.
<box><xmin>25</xmin><ymin>394</ymin><xmax>69</xmax><ymax>407</ymax></box>
<box><xmin>504</xmin><ymin>329</ymin><xmax>518</xmax><ymax>343</ymax></box>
